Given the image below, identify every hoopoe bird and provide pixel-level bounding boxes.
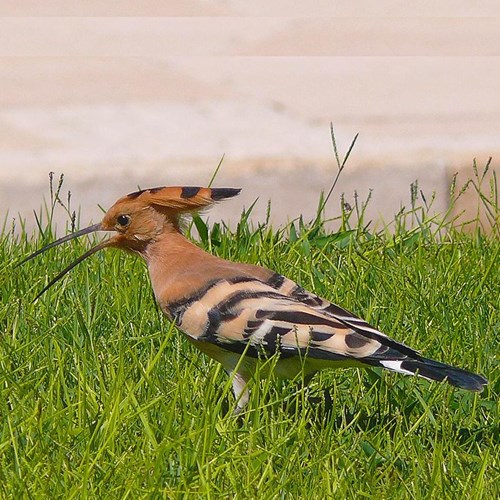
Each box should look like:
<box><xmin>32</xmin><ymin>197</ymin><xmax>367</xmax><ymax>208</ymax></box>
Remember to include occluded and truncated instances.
<box><xmin>21</xmin><ymin>186</ymin><xmax>488</xmax><ymax>413</ymax></box>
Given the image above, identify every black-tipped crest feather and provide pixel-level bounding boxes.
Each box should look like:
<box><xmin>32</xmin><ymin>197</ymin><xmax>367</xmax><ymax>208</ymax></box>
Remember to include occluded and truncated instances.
<box><xmin>210</xmin><ymin>188</ymin><xmax>241</xmax><ymax>201</ymax></box>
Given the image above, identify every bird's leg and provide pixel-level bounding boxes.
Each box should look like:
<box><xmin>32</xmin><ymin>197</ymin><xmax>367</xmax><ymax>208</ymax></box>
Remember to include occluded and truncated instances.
<box><xmin>230</xmin><ymin>371</ymin><xmax>250</xmax><ymax>415</ymax></box>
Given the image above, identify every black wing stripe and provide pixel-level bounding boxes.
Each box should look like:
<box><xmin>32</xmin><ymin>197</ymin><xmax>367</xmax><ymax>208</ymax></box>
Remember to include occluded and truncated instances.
<box><xmin>216</xmin><ymin>290</ymin><xmax>288</xmax><ymax>316</ymax></box>
<box><xmin>310</xmin><ymin>330</ymin><xmax>334</xmax><ymax>342</ymax></box>
<box><xmin>243</xmin><ymin>319</ymin><xmax>265</xmax><ymax>337</ymax></box>
<box><xmin>168</xmin><ymin>278</ymin><xmax>224</xmax><ymax>320</ymax></box>
<box><xmin>263</xmin><ymin>326</ymin><xmax>294</xmax><ymax>356</ymax></box>
<box><xmin>168</xmin><ymin>276</ymin><xmax>267</xmax><ymax>320</ymax></box>
<box><xmin>344</xmin><ymin>333</ymin><xmax>371</xmax><ymax>349</ymax></box>
<box><xmin>209</xmin><ymin>339</ymin><xmax>262</xmax><ymax>358</ymax></box>
<box><xmin>281</xmin><ymin>346</ymin><xmax>353</xmax><ymax>362</ymax></box>
<box><xmin>266</xmin><ymin>273</ymin><xmax>285</xmax><ymax>289</ymax></box>
<box><xmin>267</xmin><ymin>310</ymin><xmax>345</xmax><ymax>328</ymax></box>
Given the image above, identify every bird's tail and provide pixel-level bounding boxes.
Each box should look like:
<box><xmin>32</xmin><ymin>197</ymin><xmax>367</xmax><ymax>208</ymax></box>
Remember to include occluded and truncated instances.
<box><xmin>378</xmin><ymin>357</ymin><xmax>488</xmax><ymax>392</ymax></box>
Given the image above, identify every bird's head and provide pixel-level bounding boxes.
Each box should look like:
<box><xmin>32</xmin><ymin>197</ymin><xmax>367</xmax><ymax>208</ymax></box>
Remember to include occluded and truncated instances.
<box><xmin>19</xmin><ymin>185</ymin><xmax>241</xmax><ymax>299</ymax></box>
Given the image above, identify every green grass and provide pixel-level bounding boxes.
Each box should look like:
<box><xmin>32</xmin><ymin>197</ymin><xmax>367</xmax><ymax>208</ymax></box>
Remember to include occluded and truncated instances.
<box><xmin>1</xmin><ymin>165</ymin><xmax>499</xmax><ymax>498</ymax></box>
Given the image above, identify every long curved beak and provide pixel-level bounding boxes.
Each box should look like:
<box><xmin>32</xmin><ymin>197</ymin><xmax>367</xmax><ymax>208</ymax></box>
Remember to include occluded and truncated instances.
<box><xmin>17</xmin><ymin>223</ymin><xmax>109</xmax><ymax>301</ymax></box>
<box><xmin>17</xmin><ymin>223</ymin><xmax>103</xmax><ymax>267</ymax></box>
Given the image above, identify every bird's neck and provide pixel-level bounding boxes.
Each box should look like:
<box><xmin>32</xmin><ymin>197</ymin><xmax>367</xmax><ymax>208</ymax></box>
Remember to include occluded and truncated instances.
<box><xmin>142</xmin><ymin>231</ymin><xmax>219</xmax><ymax>307</ymax></box>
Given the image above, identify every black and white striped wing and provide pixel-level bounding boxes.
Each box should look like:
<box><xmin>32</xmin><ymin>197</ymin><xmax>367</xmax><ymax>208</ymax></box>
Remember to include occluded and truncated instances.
<box><xmin>167</xmin><ymin>275</ymin><xmax>416</xmax><ymax>371</ymax></box>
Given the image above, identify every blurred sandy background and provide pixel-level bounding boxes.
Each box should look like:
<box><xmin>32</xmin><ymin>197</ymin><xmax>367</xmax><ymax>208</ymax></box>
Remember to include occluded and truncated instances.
<box><xmin>1</xmin><ymin>1</ymin><xmax>499</xmax><ymax>232</ymax></box>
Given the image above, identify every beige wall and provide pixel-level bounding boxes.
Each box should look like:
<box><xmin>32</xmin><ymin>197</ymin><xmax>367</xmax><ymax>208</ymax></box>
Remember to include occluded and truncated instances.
<box><xmin>1</xmin><ymin>3</ymin><xmax>498</xmax><ymax>232</ymax></box>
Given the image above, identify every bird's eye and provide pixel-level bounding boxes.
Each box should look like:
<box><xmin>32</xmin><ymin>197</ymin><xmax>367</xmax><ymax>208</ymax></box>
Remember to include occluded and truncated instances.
<box><xmin>117</xmin><ymin>214</ymin><xmax>131</xmax><ymax>227</ymax></box>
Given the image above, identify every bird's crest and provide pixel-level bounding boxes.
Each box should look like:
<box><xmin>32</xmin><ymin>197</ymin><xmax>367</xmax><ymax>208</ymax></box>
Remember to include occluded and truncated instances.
<box><xmin>124</xmin><ymin>186</ymin><xmax>241</xmax><ymax>212</ymax></box>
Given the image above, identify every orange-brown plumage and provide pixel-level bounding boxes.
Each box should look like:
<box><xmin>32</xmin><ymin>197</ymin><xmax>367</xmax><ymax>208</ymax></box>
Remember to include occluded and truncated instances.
<box><xmin>21</xmin><ymin>184</ymin><xmax>488</xmax><ymax>413</ymax></box>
